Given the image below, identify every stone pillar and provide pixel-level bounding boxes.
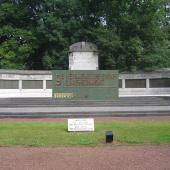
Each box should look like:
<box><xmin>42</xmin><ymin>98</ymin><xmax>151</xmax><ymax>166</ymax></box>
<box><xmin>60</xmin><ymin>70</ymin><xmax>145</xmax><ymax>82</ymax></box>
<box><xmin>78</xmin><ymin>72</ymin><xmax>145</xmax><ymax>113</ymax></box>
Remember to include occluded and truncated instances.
<box><xmin>69</xmin><ymin>42</ymin><xmax>98</xmax><ymax>70</ymax></box>
<box><xmin>19</xmin><ymin>79</ymin><xmax>22</xmax><ymax>91</ymax></box>
<box><xmin>122</xmin><ymin>79</ymin><xmax>126</xmax><ymax>89</ymax></box>
<box><xmin>146</xmin><ymin>78</ymin><xmax>150</xmax><ymax>89</ymax></box>
<box><xmin>43</xmin><ymin>80</ymin><xmax>46</xmax><ymax>90</ymax></box>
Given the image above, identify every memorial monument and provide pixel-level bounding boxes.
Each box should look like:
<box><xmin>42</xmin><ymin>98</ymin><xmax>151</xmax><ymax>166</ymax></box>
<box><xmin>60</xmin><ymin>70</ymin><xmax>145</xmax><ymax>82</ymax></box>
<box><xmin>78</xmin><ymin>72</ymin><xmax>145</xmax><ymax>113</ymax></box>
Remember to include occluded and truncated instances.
<box><xmin>52</xmin><ymin>42</ymin><xmax>119</xmax><ymax>100</ymax></box>
<box><xmin>69</xmin><ymin>42</ymin><xmax>98</xmax><ymax>70</ymax></box>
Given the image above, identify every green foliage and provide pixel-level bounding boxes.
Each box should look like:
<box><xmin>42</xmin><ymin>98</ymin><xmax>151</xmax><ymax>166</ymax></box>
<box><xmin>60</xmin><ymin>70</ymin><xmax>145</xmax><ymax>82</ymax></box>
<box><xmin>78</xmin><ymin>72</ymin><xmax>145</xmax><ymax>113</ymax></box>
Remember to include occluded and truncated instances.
<box><xmin>0</xmin><ymin>26</ymin><xmax>37</xmax><ymax>69</ymax></box>
<box><xmin>0</xmin><ymin>0</ymin><xmax>169</xmax><ymax>70</ymax></box>
<box><xmin>0</xmin><ymin>1</ymin><xmax>37</xmax><ymax>69</ymax></box>
<box><xmin>142</xmin><ymin>46</ymin><xmax>170</xmax><ymax>70</ymax></box>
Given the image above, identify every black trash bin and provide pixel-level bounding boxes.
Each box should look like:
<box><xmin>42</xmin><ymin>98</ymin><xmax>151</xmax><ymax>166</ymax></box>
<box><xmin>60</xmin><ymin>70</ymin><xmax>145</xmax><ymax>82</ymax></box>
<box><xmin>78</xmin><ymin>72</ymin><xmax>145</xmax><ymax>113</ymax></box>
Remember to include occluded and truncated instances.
<box><xmin>105</xmin><ymin>131</ymin><xmax>113</xmax><ymax>143</ymax></box>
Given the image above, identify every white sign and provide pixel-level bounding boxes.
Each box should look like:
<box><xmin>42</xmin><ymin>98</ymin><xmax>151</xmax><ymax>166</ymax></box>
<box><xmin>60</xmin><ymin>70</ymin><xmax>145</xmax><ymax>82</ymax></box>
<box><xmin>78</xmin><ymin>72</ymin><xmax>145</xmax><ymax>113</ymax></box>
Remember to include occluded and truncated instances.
<box><xmin>68</xmin><ymin>118</ymin><xmax>95</xmax><ymax>132</ymax></box>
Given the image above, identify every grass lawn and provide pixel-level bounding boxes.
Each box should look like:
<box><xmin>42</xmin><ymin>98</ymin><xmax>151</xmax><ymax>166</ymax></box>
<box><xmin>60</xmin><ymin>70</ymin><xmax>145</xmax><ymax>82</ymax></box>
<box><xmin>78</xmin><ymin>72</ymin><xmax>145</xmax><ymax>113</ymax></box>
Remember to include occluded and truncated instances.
<box><xmin>0</xmin><ymin>121</ymin><xmax>170</xmax><ymax>146</ymax></box>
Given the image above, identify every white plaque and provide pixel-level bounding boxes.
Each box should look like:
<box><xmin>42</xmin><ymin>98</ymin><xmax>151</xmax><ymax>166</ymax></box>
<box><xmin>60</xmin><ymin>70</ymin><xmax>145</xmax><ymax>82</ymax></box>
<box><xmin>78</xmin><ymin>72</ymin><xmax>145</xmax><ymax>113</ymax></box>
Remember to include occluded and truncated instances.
<box><xmin>68</xmin><ymin>118</ymin><xmax>94</xmax><ymax>132</ymax></box>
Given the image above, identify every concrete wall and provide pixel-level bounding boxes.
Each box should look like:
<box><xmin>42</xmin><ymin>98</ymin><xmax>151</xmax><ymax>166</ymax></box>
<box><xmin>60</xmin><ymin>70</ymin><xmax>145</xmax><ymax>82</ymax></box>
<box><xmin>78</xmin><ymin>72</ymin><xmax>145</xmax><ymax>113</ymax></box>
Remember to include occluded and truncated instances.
<box><xmin>119</xmin><ymin>71</ymin><xmax>170</xmax><ymax>96</ymax></box>
<box><xmin>0</xmin><ymin>70</ymin><xmax>52</xmax><ymax>98</ymax></box>
<box><xmin>0</xmin><ymin>70</ymin><xmax>170</xmax><ymax>98</ymax></box>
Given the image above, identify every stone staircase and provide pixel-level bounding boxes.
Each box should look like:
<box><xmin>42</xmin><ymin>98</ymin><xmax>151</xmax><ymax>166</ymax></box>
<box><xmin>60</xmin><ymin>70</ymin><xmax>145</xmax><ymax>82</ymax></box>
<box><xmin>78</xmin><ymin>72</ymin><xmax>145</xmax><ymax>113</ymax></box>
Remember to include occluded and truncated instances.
<box><xmin>0</xmin><ymin>97</ymin><xmax>169</xmax><ymax>118</ymax></box>
<box><xmin>0</xmin><ymin>97</ymin><xmax>170</xmax><ymax>107</ymax></box>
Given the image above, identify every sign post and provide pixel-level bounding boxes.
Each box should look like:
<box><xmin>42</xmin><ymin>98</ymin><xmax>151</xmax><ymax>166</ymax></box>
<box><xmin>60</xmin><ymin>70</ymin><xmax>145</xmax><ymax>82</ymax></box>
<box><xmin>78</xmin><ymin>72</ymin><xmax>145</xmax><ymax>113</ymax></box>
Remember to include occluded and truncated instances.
<box><xmin>68</xmin><ymin>118</ymin><xmax>95</xmax><ymax>132</ymax></box>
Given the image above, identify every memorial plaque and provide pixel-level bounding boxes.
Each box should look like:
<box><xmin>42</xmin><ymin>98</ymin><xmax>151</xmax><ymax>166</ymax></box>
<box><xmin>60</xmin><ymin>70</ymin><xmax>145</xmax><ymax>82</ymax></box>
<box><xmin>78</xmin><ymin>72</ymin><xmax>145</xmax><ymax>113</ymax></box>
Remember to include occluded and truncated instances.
<box><xmin>52</xmin><ymin>70</ymin><xmax>118</xmax><ymax>100</ymax></box>
<box><xmin>68</xmin><ymin>118</ymin><xmax>94</xmax><ymax>132</ymax></box>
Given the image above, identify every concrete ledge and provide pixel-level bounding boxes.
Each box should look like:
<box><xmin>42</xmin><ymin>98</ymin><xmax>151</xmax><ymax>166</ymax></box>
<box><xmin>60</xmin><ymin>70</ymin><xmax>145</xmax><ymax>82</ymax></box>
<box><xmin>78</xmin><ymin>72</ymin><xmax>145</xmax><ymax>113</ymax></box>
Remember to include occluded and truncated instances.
<box><xmin>0</xmin><ymin>106</ymin><xmax>170</xmax><ymax>118</ymax></box>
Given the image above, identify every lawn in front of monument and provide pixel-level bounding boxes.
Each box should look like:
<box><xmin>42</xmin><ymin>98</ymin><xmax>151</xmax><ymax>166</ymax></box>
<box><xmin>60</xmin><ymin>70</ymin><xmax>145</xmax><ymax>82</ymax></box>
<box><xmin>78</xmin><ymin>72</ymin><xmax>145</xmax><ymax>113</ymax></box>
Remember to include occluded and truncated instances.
<box><xmin>0</xmin><ymin>121</ymin><xmax>170</xmax><ymax>147</ymax></box>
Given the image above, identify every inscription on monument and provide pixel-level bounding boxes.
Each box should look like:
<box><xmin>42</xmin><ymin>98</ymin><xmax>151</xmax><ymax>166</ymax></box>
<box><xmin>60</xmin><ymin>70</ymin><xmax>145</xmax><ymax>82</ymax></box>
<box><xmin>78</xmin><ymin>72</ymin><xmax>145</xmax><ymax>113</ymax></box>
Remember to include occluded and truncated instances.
<box><xmin>52</xmin><ymin>70</ymin><xmax>118</xmax><ymax>100</ymax></box>
<box><xmin>55</xmin><ymin>73</ymin><xmax>116</xmax><ymax>86</ymax></box>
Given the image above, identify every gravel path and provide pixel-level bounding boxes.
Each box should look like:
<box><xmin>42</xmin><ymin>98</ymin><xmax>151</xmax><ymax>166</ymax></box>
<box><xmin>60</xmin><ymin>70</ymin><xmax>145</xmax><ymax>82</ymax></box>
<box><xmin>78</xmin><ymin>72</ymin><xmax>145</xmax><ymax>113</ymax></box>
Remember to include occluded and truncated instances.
<box><xmin>0</xmin><ymin>116</ymin><xmax>170</xmax><ymax>122</ymax></box>
<box><xmin>0</xmin><ymin>145</ymin><xmax>170</xmax><ymax>170</ymax></box>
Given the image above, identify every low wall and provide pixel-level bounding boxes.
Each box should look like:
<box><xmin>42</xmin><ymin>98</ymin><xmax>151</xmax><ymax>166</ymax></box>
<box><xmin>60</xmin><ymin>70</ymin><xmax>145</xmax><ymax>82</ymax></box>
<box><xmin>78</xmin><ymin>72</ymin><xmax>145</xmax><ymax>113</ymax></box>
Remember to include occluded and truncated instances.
<box><xmin>119</xmin><ymin>70</ymin><xmax>170</xmax><ymax>97</ymax></box>
<box><xmin>0</xmin><ymin>69</ymin><xmax>170</xmax><ymax>98</ymax></box>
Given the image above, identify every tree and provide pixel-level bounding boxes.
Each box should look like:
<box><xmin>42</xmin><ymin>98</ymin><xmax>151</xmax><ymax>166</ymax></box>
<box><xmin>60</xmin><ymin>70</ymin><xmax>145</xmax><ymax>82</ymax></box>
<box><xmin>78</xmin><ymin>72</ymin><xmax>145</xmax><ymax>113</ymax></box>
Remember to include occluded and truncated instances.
<box><xmin>0</xmin><ymin>1</ymin><xmax>37</xmax><ymax>69</ymax></box>
<box><xmin>0</xmin><ymin>0</ymin><xmax>169</xmax><ymax>71</ymax></box>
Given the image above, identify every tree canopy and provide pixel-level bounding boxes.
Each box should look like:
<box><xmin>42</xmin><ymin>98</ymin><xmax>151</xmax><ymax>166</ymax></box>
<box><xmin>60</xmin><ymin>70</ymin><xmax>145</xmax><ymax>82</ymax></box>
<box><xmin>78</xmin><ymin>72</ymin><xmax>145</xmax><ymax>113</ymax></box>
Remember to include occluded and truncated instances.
<box><xmin>0</xmin><ymin>0</ymin><xmax>170</xmax><ymax>71</ymax></box>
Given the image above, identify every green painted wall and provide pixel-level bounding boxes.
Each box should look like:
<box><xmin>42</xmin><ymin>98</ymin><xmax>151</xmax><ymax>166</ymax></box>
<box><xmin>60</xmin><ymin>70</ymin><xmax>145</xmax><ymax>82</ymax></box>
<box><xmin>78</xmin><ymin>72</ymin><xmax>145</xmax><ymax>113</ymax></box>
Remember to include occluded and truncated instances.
<box><xmin>52</xmin><ymin>70</ymin><xmax>118</xmax><ymax>100</ymax></box>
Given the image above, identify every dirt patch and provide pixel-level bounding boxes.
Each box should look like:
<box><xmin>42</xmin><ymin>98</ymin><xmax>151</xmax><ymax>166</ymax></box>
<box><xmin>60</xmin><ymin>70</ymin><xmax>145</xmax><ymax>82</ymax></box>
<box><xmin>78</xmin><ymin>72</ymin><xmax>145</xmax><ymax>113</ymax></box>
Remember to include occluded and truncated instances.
<box><xmin>0</xmin><ymin>116</ymin><xmax>170</xmax><ymax>123</ymax></box>
<box><xmin>0</xmin><ymin>145</ymin><xmax>169</xmax><ymax>170</ymax></box>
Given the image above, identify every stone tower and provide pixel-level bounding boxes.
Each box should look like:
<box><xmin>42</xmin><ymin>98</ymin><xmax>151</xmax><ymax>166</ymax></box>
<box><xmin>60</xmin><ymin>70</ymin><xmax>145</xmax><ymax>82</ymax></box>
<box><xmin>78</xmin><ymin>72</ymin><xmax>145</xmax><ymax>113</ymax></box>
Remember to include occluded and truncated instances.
<box><xmin>69</xmin><ymin>42</ymin><xmax>98</xmax><ymax>70</ymax></box>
